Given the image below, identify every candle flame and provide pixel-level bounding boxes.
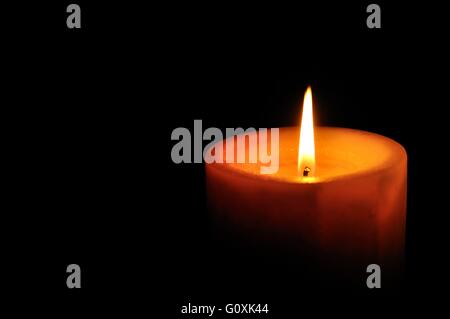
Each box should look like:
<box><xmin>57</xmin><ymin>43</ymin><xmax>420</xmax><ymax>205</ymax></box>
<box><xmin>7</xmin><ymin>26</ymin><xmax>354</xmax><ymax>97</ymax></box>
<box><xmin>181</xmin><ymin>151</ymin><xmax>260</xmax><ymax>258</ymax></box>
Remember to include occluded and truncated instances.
<box><xmin>298</xmin><ymin>86</ymin><xmax>316</xmax><ymax>176</ymax></box>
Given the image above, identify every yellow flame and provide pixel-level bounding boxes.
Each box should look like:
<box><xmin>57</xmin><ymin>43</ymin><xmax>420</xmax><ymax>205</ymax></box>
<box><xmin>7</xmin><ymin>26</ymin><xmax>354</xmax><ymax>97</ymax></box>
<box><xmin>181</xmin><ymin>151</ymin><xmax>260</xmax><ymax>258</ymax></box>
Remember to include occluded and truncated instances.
<box><xmin>298</xmin><ymin>86</ymin><xmax>316</xmax><ymax>177</ymax></box>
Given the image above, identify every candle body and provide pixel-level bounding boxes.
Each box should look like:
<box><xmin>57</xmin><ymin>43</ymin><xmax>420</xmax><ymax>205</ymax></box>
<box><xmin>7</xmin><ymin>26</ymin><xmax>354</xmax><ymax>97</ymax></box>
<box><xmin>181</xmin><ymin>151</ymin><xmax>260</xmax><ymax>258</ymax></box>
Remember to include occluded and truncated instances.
<box><xmin>206</xmin><ymin>127</ymin><xmax>407</xmax><ymax>276</ymax></box>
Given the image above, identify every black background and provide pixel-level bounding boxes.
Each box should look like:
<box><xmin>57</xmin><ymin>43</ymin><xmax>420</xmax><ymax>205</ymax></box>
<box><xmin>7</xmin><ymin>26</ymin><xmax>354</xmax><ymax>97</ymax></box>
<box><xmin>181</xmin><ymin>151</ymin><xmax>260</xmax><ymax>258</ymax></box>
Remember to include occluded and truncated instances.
<box><xmin>4</xmin><ymin>1</ymin><xmax>449</xmax><ymax>317</ymax></box>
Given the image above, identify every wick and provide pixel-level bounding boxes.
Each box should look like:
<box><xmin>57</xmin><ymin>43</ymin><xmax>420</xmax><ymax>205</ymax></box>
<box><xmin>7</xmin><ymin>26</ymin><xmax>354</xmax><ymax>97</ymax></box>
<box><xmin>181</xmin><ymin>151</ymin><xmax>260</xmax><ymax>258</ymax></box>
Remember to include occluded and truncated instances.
<box><xmin>303</xmin><ymin>166</ymin><xmax>311</xmax><ymax>177</ymax></box>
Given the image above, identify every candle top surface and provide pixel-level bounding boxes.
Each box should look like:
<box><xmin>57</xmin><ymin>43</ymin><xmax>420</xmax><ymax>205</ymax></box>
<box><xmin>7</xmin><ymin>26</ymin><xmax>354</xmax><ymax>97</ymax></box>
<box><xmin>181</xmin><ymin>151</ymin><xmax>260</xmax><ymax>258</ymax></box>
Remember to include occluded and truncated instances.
<box><xmin>206</xmin><ymin>127</ymin><xmax>407</xmax><ymax>184</ymax></box>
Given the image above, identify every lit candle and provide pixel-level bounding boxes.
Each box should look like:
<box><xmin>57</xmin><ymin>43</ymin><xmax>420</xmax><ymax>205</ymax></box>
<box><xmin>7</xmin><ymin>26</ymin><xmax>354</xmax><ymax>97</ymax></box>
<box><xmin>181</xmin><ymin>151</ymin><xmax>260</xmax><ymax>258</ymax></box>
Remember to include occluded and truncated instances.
<box><xmin>205</xmin><ymin>87</ymin><xmax>407</xmax><ymax>277</ymax></box>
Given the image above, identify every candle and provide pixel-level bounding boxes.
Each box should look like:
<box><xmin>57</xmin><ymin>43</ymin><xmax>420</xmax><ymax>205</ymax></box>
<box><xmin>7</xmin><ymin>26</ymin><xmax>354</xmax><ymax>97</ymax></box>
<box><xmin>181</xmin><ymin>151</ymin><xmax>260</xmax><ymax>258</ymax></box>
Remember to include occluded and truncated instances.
<box><xmin>205</xmin><ymin>87</ymin><xmax>407</xmax><ymax>278</ymax></box>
